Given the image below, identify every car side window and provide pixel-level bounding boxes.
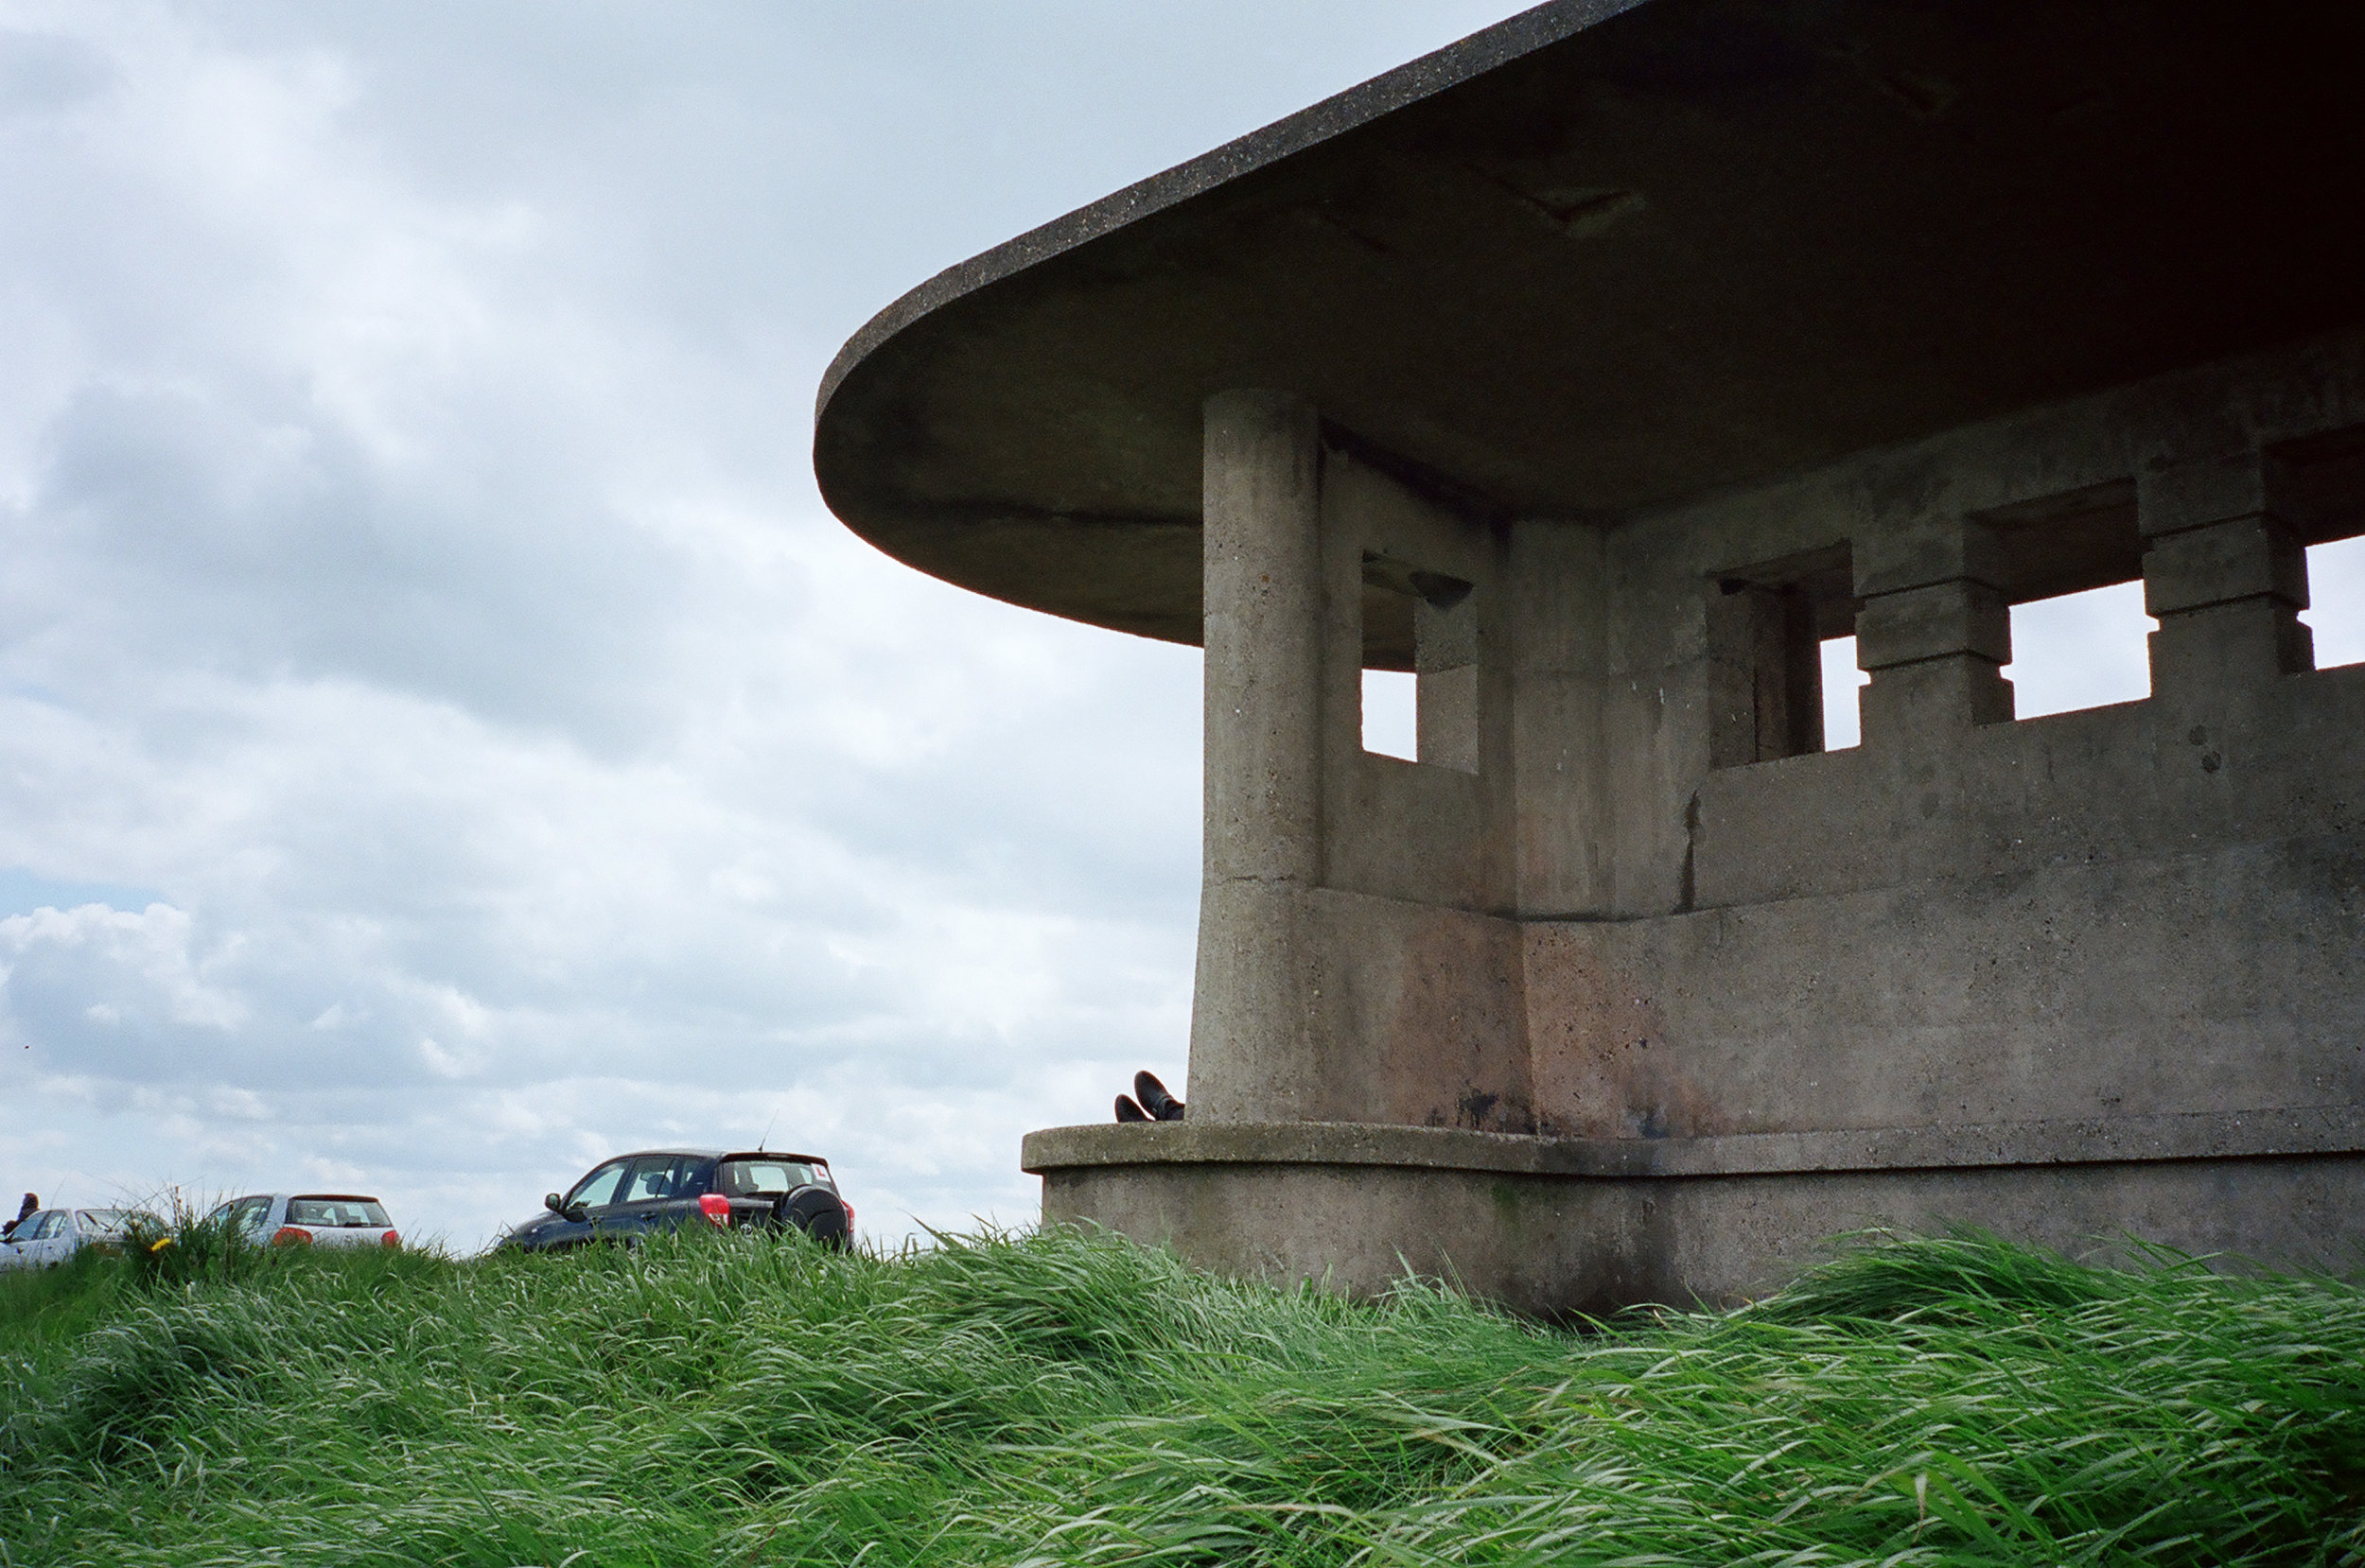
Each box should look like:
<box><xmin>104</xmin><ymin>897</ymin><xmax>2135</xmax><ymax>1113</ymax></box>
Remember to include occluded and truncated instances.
<box><xmin>621</xmin><ymin>1156</ymin><xmax>695</xmax><ymax>1203</ymax></box>
<box><xmin>236</xmin><ymin>1197</ymin><xmax>272</xmax><ymax>1239</ymax></box>
<box><xmin>34</xmin><ymin>1212</ymin><xmax>63</xmax><ymax>1242</ymax></box>
<box><xmin>566</xmin><ymin>1160</ymin><xmax>631</xmax><ymax>1211</ymax></box>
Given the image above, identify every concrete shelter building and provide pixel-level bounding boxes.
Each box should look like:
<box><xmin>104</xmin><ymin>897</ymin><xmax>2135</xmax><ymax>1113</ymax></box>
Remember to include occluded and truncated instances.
<box><xmin>817</xmin><ymin>0</ymin><xmax>2365</xmax><ymax>1312</ymax></box>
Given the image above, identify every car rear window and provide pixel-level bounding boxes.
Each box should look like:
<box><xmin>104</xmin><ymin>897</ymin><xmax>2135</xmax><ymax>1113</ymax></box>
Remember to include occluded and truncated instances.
<box><xmin>287</xmin><ymin>1197</ymin><xmax>391</xmax><ymax>1228</ymax></box>
<box><xmin>715</xmin><ymin>1159</ymin><xmax>824</xmax><ymax>1197</ymax></box>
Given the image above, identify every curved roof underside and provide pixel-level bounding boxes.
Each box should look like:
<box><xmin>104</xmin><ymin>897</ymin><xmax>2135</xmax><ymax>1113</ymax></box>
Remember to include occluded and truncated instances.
<box><xmin>815</xmin><ymin>0</ymin><xmax>2365</xmax><ymax>645</ymax></box>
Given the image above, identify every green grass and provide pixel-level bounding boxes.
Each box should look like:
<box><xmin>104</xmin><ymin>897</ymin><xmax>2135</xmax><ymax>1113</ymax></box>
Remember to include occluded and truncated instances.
<box><xmin>1</xmin><ymin>1226</ymin><xmax>2361</xmax><ymax>1566</ymax></box>
<box><xmin>0</xmin><ymin>1246</ymin><xmax>134</xmax><ymax>1365</ymax></box>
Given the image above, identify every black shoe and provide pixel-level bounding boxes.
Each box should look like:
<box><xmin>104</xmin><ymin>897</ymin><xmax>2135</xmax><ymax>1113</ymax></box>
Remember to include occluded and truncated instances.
<box><xmin>1134</xmin><ymin>1071</ymin><xmax>1185</xmax><ymax>1122</ymax></box>
<box><xmin>1114</xmin><ymin>1094</ymin><xmax>1150</xmax><ymax>1123</ymax></box>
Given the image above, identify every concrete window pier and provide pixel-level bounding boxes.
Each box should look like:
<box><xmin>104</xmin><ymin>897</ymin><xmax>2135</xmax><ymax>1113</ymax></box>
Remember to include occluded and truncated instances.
<box><xmin>1854</xmin><ymin>515</ymin><xmax>2015</xmax><ymax>745</ymax></box>
<box><xmin>2141</xmin><ymin>451</ymin><xmax>2317</xmax><ymax>693</ymax></box>
<box><xmin>816</xmin><ymin>0</ymin><xmax>2365</xmax><ymax>1313</ymax></box>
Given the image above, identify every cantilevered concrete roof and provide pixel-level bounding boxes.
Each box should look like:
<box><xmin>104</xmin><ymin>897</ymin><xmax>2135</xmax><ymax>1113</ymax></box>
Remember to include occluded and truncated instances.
<box><xmin>815</xmin><ymin>0</ymin><xmax>2365</xmax><ymax>645</ymax></box>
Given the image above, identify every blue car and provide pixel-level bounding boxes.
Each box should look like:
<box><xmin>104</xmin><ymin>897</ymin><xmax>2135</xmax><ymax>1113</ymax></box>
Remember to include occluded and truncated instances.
<box><xmin>501</xmin><ymin>1148</ymin><xmax>852</xmax><ymax>1252</ymax></box>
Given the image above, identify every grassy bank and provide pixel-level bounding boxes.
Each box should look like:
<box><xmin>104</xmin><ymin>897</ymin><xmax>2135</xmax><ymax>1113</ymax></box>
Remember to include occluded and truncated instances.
<box><xmin>1</xmin><ymin>1227</ymin><xmax>2360</xmax><ymax>1566</ymax></box>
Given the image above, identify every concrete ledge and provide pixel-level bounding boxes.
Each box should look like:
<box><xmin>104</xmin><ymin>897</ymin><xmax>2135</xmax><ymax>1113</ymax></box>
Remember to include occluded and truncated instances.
<box><xmin>1023</xmin><ymin>1106</ymin><xmax>2365</xmax><ymax>1180</ymax></box>
<box><xmin>1038</xmin><ymin>1153</ymin><xmax>2365</xmax><ymax>1315</ymax></box>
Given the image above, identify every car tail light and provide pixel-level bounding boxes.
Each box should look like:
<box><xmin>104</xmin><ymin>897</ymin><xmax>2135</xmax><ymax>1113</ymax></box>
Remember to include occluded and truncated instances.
<box><xmin>381</xmin><ymin>1230</ymin><xmax>401</xmax><ymax>1248</ymax></box>
<box><xmin>271</xmin><ymin>1227</ymin><xmax>312</xmax><ymax>1246</ymax></box>
<box><xmin>697</xmin><ymin>1193</ymin><xmax>730</xmax><ymax>1228</ymax></box>
<box><xmin>842</xmin><ymin>1201</ymin><xmax>855</xmax><ymax>1231</ymax></box>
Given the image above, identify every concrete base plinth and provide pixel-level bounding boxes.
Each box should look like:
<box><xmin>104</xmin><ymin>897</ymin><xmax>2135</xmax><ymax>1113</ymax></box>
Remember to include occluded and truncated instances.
<box><xmin>1022</xmin><ymin>1119</ymin><xmax>2365</xmax><ymax>1315</ymax></box>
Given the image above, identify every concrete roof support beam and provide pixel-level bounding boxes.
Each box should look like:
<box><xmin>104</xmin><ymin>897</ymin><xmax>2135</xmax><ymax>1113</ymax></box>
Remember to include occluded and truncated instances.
<box><xmin>1191</xmin><ymin>391</ymin><xmax>1327</xmax><ymax>1124</ymax></box>
<box><xmin>2140</xmin><ymin>452</ymin><xmax>2314</xmax><ymax>693</ymax></box>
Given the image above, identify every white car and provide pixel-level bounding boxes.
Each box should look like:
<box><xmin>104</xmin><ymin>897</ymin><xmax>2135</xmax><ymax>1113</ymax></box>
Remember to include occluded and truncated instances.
<box><xmin>204</xmin><ymin>1193</ymin><xmax>401</xmax><ymax>1250</ymax></box>
<box><xmin>0</xmin><ymin>1208</ymin><xmax>156</xmax><ymax>1269</ymax></box>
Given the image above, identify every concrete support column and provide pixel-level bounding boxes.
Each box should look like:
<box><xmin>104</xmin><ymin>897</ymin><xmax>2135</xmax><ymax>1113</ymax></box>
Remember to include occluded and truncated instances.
<box><xmin>2139</xmin><ymin>452</ymin><xmax>2313</xmax><ymax>694</ymax></box>
<box><xmin>1190</xmin><ymin>391</ymin><xmax>1326</xmax><ymax>1124</ymax></box>
<box><xmin>1852</xmin><ymin>517</ymin><xmax>2012</xmax><ymax>748</ymax></box>
<box><xmin>1415</xmin><ymin>585</ymin><xmax>1480</xmax><ymax>774</ymax></box>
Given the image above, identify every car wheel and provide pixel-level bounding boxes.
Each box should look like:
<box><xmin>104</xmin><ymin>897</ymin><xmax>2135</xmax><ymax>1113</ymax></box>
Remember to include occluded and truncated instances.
<box><xmin>770</xmin><ymin>1185</ymin><xmax>850</xmax><ymax>1249</ymax></box>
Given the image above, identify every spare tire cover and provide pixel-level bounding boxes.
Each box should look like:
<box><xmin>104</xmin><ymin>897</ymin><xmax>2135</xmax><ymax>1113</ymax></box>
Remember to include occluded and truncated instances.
<box><xmin>772</xmin><ymin>1184</ymin><xmax>850</xmax><ymax>1247</ymax></box>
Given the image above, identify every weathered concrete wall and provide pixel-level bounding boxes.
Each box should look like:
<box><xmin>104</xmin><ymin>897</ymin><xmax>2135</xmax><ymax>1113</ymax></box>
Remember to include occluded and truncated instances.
<box><xmin>1301</xmin><ymin>891</ymin><xmax>1531</xmax><ymax>1131</ymax></box>
<box><xmin>1319</xmin><ymin>449</ymin><xmax>1515</xmax><ymax>912</ymax></box>
<box><xmin>1192</xmin><ymin>409</ymin><xmax>1531</xmax><ymax>1130</ymax></box>
<box><xmin>1027</xmin><ymin>1122</ymin><xmax>2365</xmax><ymax>1315</ymax></box>
<box><xmin>1530</xmin><ymin>666</ymin><xmax>2365</xmax><ymax>1140</ymax></box>
<box><xmin>1506</xmin><ymin>520</ymin><xmax>1614</xmax><ymax>914</ymax></box>
<box><xmin>1157</xmin><ymin>332</ymin><xmax>2365</xmax><ymax>1309</ymax></box>
<box><xmin>1539</xmin><ymin>328</ymin><xmax>2365</xmax><ymax>920</ymax></box>
<box><xmin>1199</xmin><ymin>333</ymin><xmax>2365</xmax><ymax>1149</ymax></box>
<box><xmin>1515</xmin><ymin>329</ymin><xmax>2365</xmax><ymax>1146</ymax></box>
<box><xmin>1529</xmin><ymin>831</ymin><xmax>2365</xmax><ymax>1140</ymax></box>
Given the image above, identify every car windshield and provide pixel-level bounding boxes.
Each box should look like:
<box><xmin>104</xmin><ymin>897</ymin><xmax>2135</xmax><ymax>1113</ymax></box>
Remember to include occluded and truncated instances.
<box><xmin>286</xmin><ymin>1197</ymin><xmax>391</xmax><ymax>1228</ymax></box>
<box><xmin>76</xmin><ymin>1210</ymin><xmax>143</xmax><ymax>1235</ymax></box>
<box><xmin>566</xmin><ymin>1161</ymin><xmax>630</xmax><ymax>1211</ymax></box>
<box><xmin>715</xmin><ymin>1159</ymin><xmax>822</xmax><ymax>1197</ymax></box>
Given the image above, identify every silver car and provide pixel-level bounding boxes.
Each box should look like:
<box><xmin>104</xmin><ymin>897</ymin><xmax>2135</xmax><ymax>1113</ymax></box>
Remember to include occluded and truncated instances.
<box><xmin>0</xmin><ymin>1208</ymin><xmax>156</xmax><ymax>1269</ymax></box>
<box><xmin>203</xmin><ymin>1193</ymin><xmax>401</xmax><ymax>1250</ymax></box>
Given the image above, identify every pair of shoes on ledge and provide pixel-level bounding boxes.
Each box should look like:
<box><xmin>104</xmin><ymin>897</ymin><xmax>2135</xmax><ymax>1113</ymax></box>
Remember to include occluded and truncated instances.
<box><xmin>1114</xmin><ymin>1071</ymin><xmax>1184</xmax><ymax>1124</ymax></box>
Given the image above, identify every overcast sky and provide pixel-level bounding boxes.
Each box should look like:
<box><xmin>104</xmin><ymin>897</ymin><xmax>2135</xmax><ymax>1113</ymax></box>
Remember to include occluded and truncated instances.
<box><xmin>3</xmin><ymin>1</ymin><xmax>2360</xmax><ymax>1253</ymax></box>
<box><xmin>0</xmin><ymin>0</ymin><xmax>1562</xmax><ymax>1251</ymax></box>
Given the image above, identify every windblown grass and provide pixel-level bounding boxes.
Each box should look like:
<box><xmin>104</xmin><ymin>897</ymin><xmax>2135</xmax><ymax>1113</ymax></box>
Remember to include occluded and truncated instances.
<box><xmin>0</xmin><ymin>1226</ymin><xmax>2359</xmax><ymax>1565</ymax></box>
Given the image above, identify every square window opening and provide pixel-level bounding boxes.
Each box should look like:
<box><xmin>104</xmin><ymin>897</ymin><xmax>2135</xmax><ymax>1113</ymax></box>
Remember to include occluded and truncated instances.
<box><xmin>1361</xmin><ymin>669</ymin><xmax>1417</xmax><ymax>759</ymax></box>
<box><xmin>1819</xmin><ymin>636</ymin><xmax>1868</xmax><ymax>751</ymax></box>
<box><xmin>1974</xmin><ymin>480</ymin><xmax>2146</xmax><ymax>721</ymax></box>
<box><xmin>2003</xmin><ymin>580</ymin><xmax>2153</xmax><ymax>719</ymax></box>
<box><xmin>2300</xmin><ymin>535</ymin><xmax>2365</xmax><ymax>669</ymax></box>
<box><xmin>2261</xmin><ymin>425</ymin><xmax>2365</xmax><ymax>669</ymax></box>
<box><xmin>1359</xmin><ymin>553</ymin><xmax>1478</xmax><ymax>771</ymax></box>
